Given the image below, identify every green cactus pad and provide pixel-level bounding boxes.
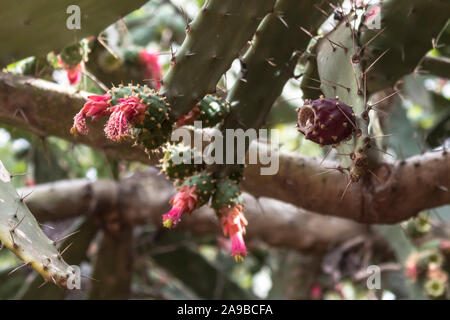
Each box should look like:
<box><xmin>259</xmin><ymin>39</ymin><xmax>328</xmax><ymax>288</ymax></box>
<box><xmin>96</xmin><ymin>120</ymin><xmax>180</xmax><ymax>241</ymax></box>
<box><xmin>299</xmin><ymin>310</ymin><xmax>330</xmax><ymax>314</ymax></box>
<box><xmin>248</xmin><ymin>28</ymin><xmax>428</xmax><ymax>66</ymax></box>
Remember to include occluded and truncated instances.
<box><xmin>212</xmin><ymin>177</ymin><xmax>243</xmax><ymax>211</ymax></box>
<box><xmin>0</xmin><ymin>161</ymin><xmax>73</xmax><ymax>287</ymax></box>
<box><xmin>110</xmin><ymin>84</ymin><xmax>174</xmax><ymax>150</ymax></box>
<box><xmin>160</xmin><ymin>144</ymin><xmax>205</xmax><ymax>180</ymax></box>
<box><xmin>182</xmin><ymin>171</ymin><xmax>216</xmax><ymax>204</ymax></box>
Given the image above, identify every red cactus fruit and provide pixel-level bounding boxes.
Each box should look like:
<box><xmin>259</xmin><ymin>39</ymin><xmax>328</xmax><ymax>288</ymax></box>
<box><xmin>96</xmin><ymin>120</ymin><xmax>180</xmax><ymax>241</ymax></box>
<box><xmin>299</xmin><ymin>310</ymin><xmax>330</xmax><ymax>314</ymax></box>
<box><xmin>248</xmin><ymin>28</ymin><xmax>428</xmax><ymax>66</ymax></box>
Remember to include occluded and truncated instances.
<box><xmin>219</xmin><ymin>204</ymin><xmax>248</xmax><ymax>262</ymax></box>
<box><xmin>162</xmin><ymin>186</ymin><xmax>199</xmax><ymax>228</ymax></box>
<box><xmin>297</xmin><ymin>96</ymin><xmax>356</xmax><ymax>146</ymax></box>
<box><xmin>71</xmin><ymin>93</ymin><xmax>111</xmax><ymax>135</ymax></box>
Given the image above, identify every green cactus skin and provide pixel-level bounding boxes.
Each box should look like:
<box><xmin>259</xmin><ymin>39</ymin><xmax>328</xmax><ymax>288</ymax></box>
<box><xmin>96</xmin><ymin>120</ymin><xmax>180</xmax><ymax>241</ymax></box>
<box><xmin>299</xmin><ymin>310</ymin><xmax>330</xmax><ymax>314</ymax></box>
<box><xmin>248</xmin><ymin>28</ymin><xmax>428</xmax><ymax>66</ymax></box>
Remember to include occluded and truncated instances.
<box><xmin>0</xmin><ymin>161</ymin><xmax>72</xmax><ymax>288</ymax></box>
<box><xmin>314</xmin><ymin>19</ymin><xmax>374</xmax><ymax>181</ymax></box>
<box><xmin>197</xmin><ymin>95</ymin><xmax>231</xmax><ymax>127</ymax></box>
<box><xmin>160</xmin><ymin>144</ymin><xmax>205</xmax><ymax>180</ymax></box>
<box><xmin>224</xmin><ymin>0</ymin><xmax>338</xmax><ymax>132</ymax></box>
<box><xmin>214</xmin><ymin>0</ymin><xmax>337</xmax><ymax>179</ymax></box>
<box><xmin>212</xmin><ymin>178</ymin><xmax>243</xmax><ymax>211</ymax></box>
<box><xmin>361</xmin><ymin>0</ymin><xmax>450</xmax><ymax>93</ymax></box>
<box><xmin>181</xmin><ymin>171</ymin><xmax>216</xmax><ymax>204</ymax></box>
<box><xmin>110</xmin><ymin>84</ymin><xmax>174</xmax><ymax>151</ymax></box>
<box><xmin>162</xmin><ymin>0</ymin><xmax>276</xmax><ymax>118</ymax></box>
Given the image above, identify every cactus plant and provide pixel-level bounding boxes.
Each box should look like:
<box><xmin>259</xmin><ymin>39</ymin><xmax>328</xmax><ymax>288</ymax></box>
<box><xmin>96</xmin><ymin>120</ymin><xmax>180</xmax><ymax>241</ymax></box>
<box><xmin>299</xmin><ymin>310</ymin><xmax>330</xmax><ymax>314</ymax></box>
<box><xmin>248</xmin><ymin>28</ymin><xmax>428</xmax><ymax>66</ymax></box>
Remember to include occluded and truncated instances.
<box><xmin>176</xmin><ymin>94</ymin><xmax>230</xmax><ymax>127</ymax></box>
<box><xmin>72</xmin><ymin>84</ymin><xmax>174</xmax><ymax>151</ymax></box>
<box><xmin>0</xmin><ymin>161</ymin><xmax>72</xmax><ymax>287</ymax></box>
<box><xmin>159</xmin><ymin>143</ymin><xmax>204</xmax><ymax>180</ymax></box>
<box><xmin>0</xmin><ymin>0</ymin><xmax>449</xmax><ymax>300</ymax></box>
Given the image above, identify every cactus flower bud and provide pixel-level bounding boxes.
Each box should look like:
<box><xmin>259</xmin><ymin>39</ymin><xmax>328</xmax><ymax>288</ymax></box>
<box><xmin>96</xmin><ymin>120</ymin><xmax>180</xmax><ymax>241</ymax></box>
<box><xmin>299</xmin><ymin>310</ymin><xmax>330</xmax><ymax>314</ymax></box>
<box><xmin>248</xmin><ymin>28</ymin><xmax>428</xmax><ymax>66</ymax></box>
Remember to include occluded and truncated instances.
<box><xmin>163</xmin><ymin>186</ymin><xmax>199</xmax><ymax>228</ymax></box>
<box><xmin>71</xmin><ymin>93</ymin><xmax>111</xmax><ymax>135</ymax></box>
<box><xmin>219</xmin><ymin>204</ymin><xmax>248</xmax><ymax>262</ymax></box>
<box><xmin>297</xmin><ymin>96</ymin><xmax>356</xmax><ymax>145</ymax></box>
<box><xmin>104</xmin><ymin>96</ymin><xmax>147</xmax><ymax>141</ymax></box>
<box><xmin>139</xmin><ymin>50</ymin><xmax>162</xmax><ymax>90</ymax></box>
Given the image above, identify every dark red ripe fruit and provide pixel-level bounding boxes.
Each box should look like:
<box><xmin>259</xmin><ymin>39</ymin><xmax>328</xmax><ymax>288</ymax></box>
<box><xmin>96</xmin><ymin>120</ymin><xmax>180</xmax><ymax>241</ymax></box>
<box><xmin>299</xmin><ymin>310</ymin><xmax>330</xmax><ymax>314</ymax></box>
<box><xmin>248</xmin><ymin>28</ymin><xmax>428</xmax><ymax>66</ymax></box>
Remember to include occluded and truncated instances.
<box><xmin>297</xmin><ymin>96</ymin><xmax>356</xmax><ymax>145</ymax></box>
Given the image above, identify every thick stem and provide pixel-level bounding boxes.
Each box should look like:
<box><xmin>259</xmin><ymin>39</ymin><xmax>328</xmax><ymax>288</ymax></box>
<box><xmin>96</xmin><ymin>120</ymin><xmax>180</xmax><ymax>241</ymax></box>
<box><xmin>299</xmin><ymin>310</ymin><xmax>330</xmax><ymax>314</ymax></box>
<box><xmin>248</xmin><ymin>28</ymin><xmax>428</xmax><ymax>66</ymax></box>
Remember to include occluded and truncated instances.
<box><xmin>162</xmin><ymin>0</ymin><xmax>275</xmax><ymax>117</ymax></box>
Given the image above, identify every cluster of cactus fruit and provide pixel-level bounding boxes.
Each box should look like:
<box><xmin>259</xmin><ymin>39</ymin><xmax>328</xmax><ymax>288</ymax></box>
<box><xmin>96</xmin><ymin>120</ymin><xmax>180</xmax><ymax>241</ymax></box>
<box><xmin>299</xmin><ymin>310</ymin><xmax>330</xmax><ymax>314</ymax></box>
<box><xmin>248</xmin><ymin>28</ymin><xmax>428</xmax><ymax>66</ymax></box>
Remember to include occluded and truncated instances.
<box><xmin>160</xmin><ymin>144</ymin><xmax>248</xmax><ymax>261</ymax></box>
<box><xmin>71</xmin><ymin>83</ymin><xmax>247</xmax><ymax>260</ymax></box>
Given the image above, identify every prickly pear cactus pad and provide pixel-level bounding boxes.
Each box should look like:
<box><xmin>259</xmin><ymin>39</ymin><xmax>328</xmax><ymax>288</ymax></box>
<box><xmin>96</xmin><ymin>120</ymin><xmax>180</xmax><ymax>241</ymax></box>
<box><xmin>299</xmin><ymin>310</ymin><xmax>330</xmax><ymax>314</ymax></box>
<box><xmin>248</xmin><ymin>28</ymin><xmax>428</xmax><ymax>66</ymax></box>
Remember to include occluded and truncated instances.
<box><xmin>0</xmin><ymin>161</ymin><xmax>73</xmax><ymax>287</ymax></box>
<box><xmin>72</xmin><ymin>84</ymin><xmax>173</xmax><ymax>151</ymax></box>
<box><xmin>159</xmin><ymin>143</ymin><xmax>205</xmax><ymax>180</ymax></box>
<box><xmin>297</xmin><ymin>96</ymin><xmax>356</xmax><ymax>146</ymax></box>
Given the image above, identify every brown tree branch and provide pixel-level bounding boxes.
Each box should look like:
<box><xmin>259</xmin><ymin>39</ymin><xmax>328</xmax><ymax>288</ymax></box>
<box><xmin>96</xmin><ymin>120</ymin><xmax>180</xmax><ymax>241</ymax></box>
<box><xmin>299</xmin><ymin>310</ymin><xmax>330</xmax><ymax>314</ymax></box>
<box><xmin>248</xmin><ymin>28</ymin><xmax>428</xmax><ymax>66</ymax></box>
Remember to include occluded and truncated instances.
<box><xmin>1</xmin><ymin>72</ymin><xmax>449</xmax><ymax>224</ymax></box>
<box><xmin>21</xmin><ymin>169</ymin><xmax>365</xmax><ymax>253</ymax></box>
<box><xmin>243</xmin><ymin>146</ymin><xmax>450</xmax><ymax>223</ymax></box>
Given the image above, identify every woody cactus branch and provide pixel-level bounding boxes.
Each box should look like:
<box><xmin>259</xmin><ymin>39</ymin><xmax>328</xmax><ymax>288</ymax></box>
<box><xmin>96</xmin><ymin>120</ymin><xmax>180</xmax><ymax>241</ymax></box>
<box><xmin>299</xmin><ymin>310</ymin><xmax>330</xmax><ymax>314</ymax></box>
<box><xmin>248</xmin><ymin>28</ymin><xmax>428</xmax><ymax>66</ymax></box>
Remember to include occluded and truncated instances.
<box><xmin>242</xmin><ymin>146</ymin><xmax>450</xmax><ymax>224</ymax></box>
<box><xmin>20</xmin><ymin>170</ymin><xmax>365</xmax><ymax>253</ymax></box>
<box><xmin>162</xmin><ymin>0</ymin><xmax>276</xmax><ymax>118</ymax></box>
<box><xmin>88</xmin><ymin>226</ymin><xmax>134</xmax><ymax>299</ymax></box>
<box><xmin>0</xmin><ymin>72</ymin><xmax>449</xmax><ymax>224</ymax></box>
